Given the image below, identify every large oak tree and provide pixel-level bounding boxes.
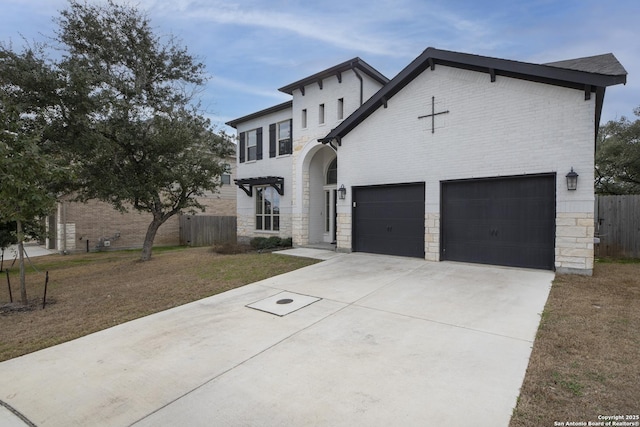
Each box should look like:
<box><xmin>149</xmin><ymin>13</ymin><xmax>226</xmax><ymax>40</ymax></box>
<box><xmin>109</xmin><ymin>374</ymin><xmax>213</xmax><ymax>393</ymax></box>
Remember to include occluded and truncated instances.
<box><xmin>53</xmin><ymin>1</ymin><xmax>233</xmax><ymax>261</ymax></box>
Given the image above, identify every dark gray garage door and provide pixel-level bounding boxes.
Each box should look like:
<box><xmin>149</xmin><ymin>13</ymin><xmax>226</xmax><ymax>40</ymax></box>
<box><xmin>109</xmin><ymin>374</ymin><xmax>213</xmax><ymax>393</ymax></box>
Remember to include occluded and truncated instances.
<box><xmin>352</xmin><ymin>183</ymin><xmax>425</xmax><ymax>258</ymax></box>
<box><xmin>441</xmin><ymin>174</ymin><xmax>555</xmax><ymax>270</ymax></box>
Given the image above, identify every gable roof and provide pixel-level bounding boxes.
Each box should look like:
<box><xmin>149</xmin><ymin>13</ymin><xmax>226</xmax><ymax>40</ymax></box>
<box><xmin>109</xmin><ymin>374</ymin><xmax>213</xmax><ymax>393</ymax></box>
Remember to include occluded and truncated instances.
<box><xmin>319</xmin><ymin>47</ymin><xmax>627</xmax><ymax>145</ymax></box>
<box><xmin>226</xmin><ymin>58</ymin><xmax>389</xmax><ymax>128</ymax></box>
<box><xmin>226</xmin><ymin>100</ymin><xmax>292</xmax><ymax>129</ymax></box>
<box><xmin>278</xmin><ymin>57</ymin><xmax>389</xmax><ymax>95</ymax></box>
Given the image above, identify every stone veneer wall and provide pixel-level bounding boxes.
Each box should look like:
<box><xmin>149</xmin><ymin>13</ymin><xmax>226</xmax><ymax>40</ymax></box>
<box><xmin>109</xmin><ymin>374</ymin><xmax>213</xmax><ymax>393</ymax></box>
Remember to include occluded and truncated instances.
<box><xmin>237</xmin><ymin>213</ymin><xmax>293</xmax><ymax>244</ymax></box>
<box><xmin>555</xmin><ymin>212</ymin><xmax>595</xmax><ymax>275</ymax></box>
<box><xmin>291</xmin><ymin>168</ymin><xmax>311</xmax><ymax>247</ymax></box>
<box><xmin>336</xmin><ymin>213</ymin><xmax>351</xmax><ymax>252</ymax></box>
<box><xmin>425</xmin><ymin>213</ymin><xmax>440</xmax><ymax>262</ymax></box>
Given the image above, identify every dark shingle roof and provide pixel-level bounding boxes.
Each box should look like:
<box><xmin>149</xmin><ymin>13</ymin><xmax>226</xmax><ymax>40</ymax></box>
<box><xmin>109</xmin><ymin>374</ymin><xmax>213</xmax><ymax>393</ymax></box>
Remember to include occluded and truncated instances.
<box><xmin>545</xmin><ymin>53</ymin><xmax>628</xmax><ymax>76</ymax></box>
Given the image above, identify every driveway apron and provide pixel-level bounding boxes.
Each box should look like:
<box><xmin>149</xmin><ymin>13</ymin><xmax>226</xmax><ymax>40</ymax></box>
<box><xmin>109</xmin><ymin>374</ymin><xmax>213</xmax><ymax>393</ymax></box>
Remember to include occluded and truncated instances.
<box><xmin>0</xmin><ymin>252</ymin><xmax>553</xmax><ymax>427</ymax></box>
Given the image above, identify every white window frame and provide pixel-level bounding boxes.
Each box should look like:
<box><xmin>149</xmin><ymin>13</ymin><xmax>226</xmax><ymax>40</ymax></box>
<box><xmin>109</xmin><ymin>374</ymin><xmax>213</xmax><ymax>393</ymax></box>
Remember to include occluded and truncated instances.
<box><xmin>277</xmin><ymin>120</ymin><xmax>291</xmax><ymax>156</ymax></box>
<box><xmin>246</xmin><ymin>129</ymin><xmax>257</xmax><ymax>161</ymax></box>
<box><xmin>255</xmin><ymin>186</ymin><xmax>280</xmax><ymax>231</ymax></box>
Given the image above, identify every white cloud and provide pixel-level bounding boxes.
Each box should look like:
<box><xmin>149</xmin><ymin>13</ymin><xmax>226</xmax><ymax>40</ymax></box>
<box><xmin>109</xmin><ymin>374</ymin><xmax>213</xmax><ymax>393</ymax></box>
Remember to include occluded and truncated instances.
<box><xmin>141</xmin><ymin>0</ymin><xmax>426</xmax><ymax>58</ymax></box>
<box><xmin>208</xmin><ymin>75</ymin><xmax>290</xmax><ymax>101</ymax></box>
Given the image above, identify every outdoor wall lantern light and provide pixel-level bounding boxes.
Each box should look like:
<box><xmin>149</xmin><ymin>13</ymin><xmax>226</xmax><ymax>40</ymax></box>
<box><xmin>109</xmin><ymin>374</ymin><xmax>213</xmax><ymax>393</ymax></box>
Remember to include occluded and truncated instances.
<box><xmin>566</xmin><ymin>168</ymin><xmax>579</xmax><ymax>191</ymax></box>
<box><xmin>338</xmin><ymin>184</ymin><xmax>347</xmax><ymax>200</ymax></box>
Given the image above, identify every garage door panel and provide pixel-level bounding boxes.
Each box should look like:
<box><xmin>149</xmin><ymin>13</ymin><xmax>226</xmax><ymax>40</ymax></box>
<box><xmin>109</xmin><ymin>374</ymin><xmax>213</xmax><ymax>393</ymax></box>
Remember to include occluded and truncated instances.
<box><xmin>353</xmin><ymin>183</ymin><xmax>425</xmax><ymax>258</ymax></box>
<box><xmin>441</xmin><ymin>175</ymin><xmax>555</xmax><ymax>270</ymax></box>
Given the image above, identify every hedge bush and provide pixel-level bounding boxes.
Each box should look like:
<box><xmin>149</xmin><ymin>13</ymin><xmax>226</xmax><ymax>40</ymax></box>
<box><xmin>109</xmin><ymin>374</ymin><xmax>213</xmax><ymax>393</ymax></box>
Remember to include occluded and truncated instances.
<box><xmin>249</xmin><ymin>236</ymin><xmax>293</xmax><ymax>250</ymax></box>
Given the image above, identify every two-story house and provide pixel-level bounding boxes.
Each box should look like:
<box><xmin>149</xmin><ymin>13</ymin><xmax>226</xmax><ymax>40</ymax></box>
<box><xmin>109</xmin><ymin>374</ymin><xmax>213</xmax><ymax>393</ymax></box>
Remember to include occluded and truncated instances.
<box><xmin>226</xmin><ymin>58</ymin><xmax>388</xmax><ymax>247</ymax></box>
<box><xmin>227</xmin><ymin>47</ymin><xmax>626</xmax><ymax>275</ymax></box>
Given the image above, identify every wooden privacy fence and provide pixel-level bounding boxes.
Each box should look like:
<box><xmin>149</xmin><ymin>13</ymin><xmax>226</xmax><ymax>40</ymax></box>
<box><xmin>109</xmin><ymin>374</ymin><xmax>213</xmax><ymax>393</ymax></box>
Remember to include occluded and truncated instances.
<box><xmin>595</xmin><ymin>195</ymin><xmax>640</xmax><ymax>258</ymax></box>
<box><xmin>179</xmin><ymin>215</ymin><xmax>237</xmax><ymax>247</ymax></box>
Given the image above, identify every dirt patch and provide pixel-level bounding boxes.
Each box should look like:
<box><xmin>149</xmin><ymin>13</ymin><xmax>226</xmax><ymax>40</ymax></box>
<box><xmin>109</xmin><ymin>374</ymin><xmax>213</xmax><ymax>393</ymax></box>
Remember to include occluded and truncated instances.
<box><xmin>510</xmin><ymin>261</ymin><xmax>640</xmax><ymax>426</ymax></box>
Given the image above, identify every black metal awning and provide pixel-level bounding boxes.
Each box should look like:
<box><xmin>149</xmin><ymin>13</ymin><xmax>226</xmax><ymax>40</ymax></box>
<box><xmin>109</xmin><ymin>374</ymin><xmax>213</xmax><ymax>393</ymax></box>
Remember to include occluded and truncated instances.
<box><xmin>234</xmin><ymin>176</ymin><xmax>284</xmax><ymax>197</ymax></box>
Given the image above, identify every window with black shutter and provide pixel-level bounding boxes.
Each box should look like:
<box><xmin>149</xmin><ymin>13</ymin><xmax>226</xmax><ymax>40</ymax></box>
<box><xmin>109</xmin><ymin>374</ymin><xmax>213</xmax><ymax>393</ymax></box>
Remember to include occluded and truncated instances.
<box><xmin>246</xmin><ymin>129</ymin><xmax>257</xmax><ymax>161</ymax></box>
<box><xmin>278</xmin><ymin>119</ymin><xmax>291</xmax><ymax>155</ymax></box>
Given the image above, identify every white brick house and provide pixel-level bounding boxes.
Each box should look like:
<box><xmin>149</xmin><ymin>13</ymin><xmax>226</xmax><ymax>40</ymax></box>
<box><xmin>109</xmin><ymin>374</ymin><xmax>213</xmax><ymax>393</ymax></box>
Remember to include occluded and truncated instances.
<box><xmin>227</xmin><ymin>59</ymin><xmax>388</xmax><ymax>246</ymax></box>
<box><xmin>227</xmin><ymin>48</ymin><xmax>626</xmax><ymax>275</ymax></box>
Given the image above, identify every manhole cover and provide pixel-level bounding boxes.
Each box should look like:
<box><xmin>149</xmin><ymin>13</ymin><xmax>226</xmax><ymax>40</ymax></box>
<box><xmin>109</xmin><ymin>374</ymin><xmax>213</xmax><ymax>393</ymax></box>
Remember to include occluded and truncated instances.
<box><xmin>247</xmin><ymin>291</ymin><xmax>321</xmax><ymax>316</ymax></box>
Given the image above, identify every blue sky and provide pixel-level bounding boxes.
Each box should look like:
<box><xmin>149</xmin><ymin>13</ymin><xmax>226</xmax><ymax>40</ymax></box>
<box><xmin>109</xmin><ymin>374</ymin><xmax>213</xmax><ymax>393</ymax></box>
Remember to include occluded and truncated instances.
<box><xmin>1</xmin><ymin>0</ymin><xmax>638</xmax><ymax>134</ymax></box>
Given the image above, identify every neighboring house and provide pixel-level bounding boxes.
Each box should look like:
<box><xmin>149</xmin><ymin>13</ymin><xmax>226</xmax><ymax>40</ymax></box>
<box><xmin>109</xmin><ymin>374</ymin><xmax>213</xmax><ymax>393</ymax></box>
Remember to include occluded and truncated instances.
<box><xmin>227</xmin><ymin>47</ymin><xmax>626</xmax><ymax>275</ymax></box>
<box><xmin>47</xmin><ymin>153</ymin><xmax>237</xmax><ymax>252</ymax></box>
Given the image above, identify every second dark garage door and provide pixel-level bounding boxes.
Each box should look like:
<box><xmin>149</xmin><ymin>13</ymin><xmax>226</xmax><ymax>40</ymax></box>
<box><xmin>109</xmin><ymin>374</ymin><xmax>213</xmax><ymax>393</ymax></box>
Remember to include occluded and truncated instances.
<box><xmin>441</xmin><ymin>174</ymin><xmax>556</xmax><ymax>270</ymax></box>
<box><xmin>352</xmin><ymin>183</ymin><xmax>425</xmax><ymax>258</ymax></box>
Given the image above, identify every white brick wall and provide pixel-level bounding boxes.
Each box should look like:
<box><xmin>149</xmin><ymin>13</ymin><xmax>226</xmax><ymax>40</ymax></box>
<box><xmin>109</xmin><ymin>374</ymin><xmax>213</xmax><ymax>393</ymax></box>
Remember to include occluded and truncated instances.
<box><xmin>235</xmin><ymin>106</ymin><xmax>294</xmax><ymax>242</ymax></box>
<box><xmin>337</xmin><ymin>65</ymin><xmax>596</xmax><ymax>274</ymax></box>
<box><xmin>290</xmin><ymin>69</ymin><xmax>386</xmax><ymax>246</ymax></box>
<box><xmin>235</xmin><ymin>68</ymin><xmax>386</xmax><ymax>245</ymax></box>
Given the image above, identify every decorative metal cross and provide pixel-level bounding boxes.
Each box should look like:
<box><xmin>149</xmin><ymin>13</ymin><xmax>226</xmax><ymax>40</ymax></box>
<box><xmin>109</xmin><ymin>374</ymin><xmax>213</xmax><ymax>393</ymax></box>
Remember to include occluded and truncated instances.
<box><xmin>418</xmin><ymin>96</ymin><xmax>449</xmax><ymax>133</ymax></box>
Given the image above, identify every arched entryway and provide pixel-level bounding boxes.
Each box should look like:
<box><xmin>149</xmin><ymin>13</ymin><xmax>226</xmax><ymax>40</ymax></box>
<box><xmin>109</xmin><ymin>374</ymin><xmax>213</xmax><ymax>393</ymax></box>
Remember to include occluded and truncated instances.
<box><xmin>306</xmin><ymin>146</ymin><xmax>337</xmax><ymax>245</ymax></box>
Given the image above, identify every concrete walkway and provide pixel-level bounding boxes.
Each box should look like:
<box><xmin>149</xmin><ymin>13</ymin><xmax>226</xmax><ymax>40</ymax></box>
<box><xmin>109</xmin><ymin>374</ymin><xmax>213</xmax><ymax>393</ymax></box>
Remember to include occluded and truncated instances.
<box><xmin>0</xmin><ymin>252</ymin><xmax>553</xmax><ymax>427</ymax></box>
<box><xmin>3</xmin><ymin>243</ymin><xmax>56</xmax><ymax>261</ymax></box>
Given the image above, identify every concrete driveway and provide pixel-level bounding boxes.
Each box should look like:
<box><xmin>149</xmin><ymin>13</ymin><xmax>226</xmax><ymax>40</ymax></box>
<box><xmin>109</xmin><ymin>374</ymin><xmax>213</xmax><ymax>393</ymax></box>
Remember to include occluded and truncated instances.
<box><xmin>0</xmin><ymin>251</ymin><xmax>553</xmax><ymax>427</ymax></box>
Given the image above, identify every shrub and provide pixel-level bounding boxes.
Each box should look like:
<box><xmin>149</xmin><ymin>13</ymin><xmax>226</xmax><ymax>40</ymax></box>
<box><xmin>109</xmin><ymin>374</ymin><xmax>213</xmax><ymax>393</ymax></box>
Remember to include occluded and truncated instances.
<box><xmin>212</xmin><ymin>242</ymin><xmax>250</xmax><ymax>254</ymax></box>
<box><xmin>249</xmin><ymin>237</ymin><xmax>293</xmax><ymax>250</ymax></box>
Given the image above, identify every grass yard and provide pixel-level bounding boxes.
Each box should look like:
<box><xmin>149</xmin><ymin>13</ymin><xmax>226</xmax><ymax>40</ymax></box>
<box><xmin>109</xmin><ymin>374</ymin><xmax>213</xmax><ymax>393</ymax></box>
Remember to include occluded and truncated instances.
<box><xmin>510</xmin><ymin>261</ymin><xmax>640</xmax><ymax>426</ymax></box>
<box><xmin>0</xmin><ymin>246</ymin><xmax>318</xmax><ymax>362</ymax></box>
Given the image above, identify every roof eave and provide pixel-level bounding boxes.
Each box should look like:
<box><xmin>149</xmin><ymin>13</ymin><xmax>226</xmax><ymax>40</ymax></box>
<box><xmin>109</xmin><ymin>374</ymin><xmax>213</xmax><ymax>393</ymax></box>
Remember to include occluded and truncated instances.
<box><xmin>225</xmin><ymin>100</ymin><xmax>293</xmax><ymax>128</ymax></box>
<box><xmin>278</xmin><ymin>57</ymin><xmax>389</xmax><ymax>95</ymax></box>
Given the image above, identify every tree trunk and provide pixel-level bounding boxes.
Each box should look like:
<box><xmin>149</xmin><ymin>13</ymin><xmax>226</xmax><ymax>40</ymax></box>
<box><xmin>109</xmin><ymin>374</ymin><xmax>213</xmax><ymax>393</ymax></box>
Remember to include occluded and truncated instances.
<box><xmin>140</xmin><ymin>217</ymin><xmax>164</xmax><ymax>261</ymax></box>
<box><xmin>17</xmin><ymin>219</ymin><xmax>27</xmax><ymax>305</ymax></box>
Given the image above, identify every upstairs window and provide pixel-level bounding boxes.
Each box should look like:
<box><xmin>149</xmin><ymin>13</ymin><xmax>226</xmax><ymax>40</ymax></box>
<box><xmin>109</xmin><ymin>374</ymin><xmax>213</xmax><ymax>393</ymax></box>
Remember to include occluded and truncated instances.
<box><xmin>246</xmin><ymin>129</ymin><xmax>257</xmax><ymax>161</ymax></box>
<box><xmin>269</xmin><ymin>120</ymin><xmax>292</xmax><ymax>157</ymax></box>
<box><xmin>319</xmin><ymin>104</ymin><xmax>325</xmax><ymax>125</ymax></box>
<box><xmin>278</xmin><ymin>120</ymin><xmax>291</xmax><ymax>155</ymax></box>
<box><xmin>337</xmin><ymin>98</ymin><xmax>344</xmax><ymax>120</ymax></box>
<box><xmin>239</xmin><ymin>128</ymin><xmax>262</xmax><ymax>163</ymax></box>
<box><xmin>302</xmin><ymin>109</ymin><xmax>307</xmax><ymax>128</ymax></box>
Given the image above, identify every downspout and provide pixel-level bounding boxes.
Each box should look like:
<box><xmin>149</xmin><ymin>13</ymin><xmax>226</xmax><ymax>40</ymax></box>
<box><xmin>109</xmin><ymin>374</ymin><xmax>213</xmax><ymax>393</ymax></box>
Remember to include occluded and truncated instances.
<box><xmin>352</xmin><ymin>63</ymin><xmax>364</xmax><ymax>106</ymax></box>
